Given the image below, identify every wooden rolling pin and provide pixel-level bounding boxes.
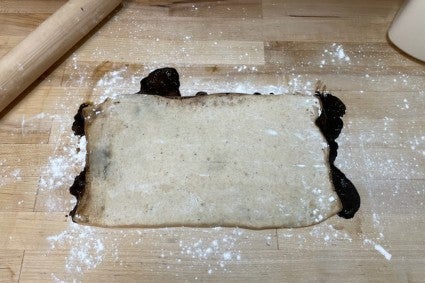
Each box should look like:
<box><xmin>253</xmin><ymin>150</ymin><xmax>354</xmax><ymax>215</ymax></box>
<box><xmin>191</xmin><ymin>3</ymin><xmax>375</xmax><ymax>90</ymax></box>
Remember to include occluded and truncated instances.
<box><xmin>0</xmin><ymin>0</ymin><xmax>123</xmax><ymax>113</ymax></box>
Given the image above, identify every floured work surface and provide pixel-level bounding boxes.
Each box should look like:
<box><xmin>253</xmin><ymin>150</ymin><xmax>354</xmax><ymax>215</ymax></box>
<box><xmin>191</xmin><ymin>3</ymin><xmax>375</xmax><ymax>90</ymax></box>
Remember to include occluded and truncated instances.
<box><xmin>73</xmin><ymin>93</ymin><xmax>344</xmax><ymax>228</ymax></box>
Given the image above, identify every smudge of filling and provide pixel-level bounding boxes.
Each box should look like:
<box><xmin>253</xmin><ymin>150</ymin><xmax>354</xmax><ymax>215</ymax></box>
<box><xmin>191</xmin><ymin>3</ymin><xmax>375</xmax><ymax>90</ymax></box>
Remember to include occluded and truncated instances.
<box><xmin>69</xmin><ymin>68</ymin><xmax>360</xmax><ymax>221</ymax></box>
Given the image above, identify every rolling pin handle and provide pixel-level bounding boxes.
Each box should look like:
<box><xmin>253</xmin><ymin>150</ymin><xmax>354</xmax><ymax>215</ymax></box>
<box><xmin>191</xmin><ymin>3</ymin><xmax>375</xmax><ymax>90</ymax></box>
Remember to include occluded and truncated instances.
<box><xmin>0</xmin><ymin>0</ymin><xmax>123</xmax><ymax>114</ymax></box>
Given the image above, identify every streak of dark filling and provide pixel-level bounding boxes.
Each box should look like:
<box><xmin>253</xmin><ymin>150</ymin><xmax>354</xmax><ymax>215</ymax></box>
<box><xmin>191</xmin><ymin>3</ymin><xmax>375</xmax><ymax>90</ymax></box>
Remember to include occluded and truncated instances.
<box><xmin>69</xmin><ymin>169</ymin><xmax>86</xmax><ymax>217</ymax></box>
<box><xmin>70</xmin><ymin>104</ymin><xmax>88</xmax><ymax>218</ymax></box>
<box><xmin>69</xmin><ymin>67</ymin><xmax>360</xmax><ymax>220</ymax></box>
<box><xmin>315</xmin><ymin>91</ymin><xmax>360</xmax><ymax>218</ymax></box>
<box><xmin>72</xmin><ymin>103</ymin><xmax>90</xmax><ymax>136</ymax></box>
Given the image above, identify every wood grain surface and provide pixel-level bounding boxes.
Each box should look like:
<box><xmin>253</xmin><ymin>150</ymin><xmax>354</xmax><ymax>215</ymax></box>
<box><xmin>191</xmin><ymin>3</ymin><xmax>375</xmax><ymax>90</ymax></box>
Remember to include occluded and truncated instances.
<box><xmin>1</xmin><ymin>0</ymin><xmax>424</xmax><ymax>282</ymax></box>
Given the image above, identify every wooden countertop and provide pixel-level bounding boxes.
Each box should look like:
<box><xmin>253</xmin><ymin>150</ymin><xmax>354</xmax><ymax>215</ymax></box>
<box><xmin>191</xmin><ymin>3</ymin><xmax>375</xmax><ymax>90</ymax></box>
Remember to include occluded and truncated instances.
<box><xmin>1</xmin><ymin>0</ymin><xmax>424</xmax><ymax>282</ymax></box>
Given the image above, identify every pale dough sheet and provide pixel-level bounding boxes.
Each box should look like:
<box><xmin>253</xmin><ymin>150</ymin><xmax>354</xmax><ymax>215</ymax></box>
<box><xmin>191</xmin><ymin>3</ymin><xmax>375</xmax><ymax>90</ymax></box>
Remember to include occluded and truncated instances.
<box><xmin>73</xmin><ymin>93</ymin><xmax>342</xmax><ymax>228</ymax></box>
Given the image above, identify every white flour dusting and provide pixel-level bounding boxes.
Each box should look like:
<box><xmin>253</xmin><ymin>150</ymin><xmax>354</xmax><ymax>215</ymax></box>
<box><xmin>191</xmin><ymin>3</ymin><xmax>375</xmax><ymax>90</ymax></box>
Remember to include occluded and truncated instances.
<box><xmin>310</xmin><ymin>224</ymin><xmax>353</xmax><ymax>244</ymax></box>
<box><xmin>38</xmin><ymin>134</ymin><xmax>86</xmax><ymax>211</ymax></box>
<box><xmin>39</xmin><ymin>136</ymin><xmax>86</xmax><ymax>191</ymax></box>
<box><xmin>281</xmin><ymin>223</ymin><xmax>353</xmax><ymax>248</ymax></box>
<box><xmin>363</xmin><ymin>238</ymin><xmax>392</xmax><ymax>261</ymax></box>
<box><xmin>47</xmin><ymin>222</ymin><xmax>106</xmax><ymax>274</ymax></box>
<box><xmin>320</xmin><ymin>43</ymin><xmax>351</xmax><ymax>68</ymax></box>
<box><xmin>95</xmin><ymin>67</ymin><xmax>132</xmax><ymax>102</ymax></box>
<box><xmin>0</xmin><ymin>167</ymin><xmax>22</xmax><ymax>187</ymax></box>
<box><xmin>178</xmin><ymin>228</ymin><xmax>244</xmax><ymax>273</ymax></box>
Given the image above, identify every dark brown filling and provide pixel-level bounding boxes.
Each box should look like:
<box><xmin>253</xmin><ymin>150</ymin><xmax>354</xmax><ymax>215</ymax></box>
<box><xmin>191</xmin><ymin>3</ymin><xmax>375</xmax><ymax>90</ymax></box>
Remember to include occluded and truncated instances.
<box><xmin>137</xmin><ymin>67</ymin><xmax>181</xmax><ymax>97</ymax></box>
<box><xmin>314</xmin><ymin>92</ymin><xmax>360</xmax><ymax>218</ymax></box>
<box><xmin>72</xmin><ymin>103</ymin><xmax>91</xmax><ymax>137</ymax></box>
<box><xmin>70</xmin><ymin>67</ymin><xmax>360</xmax><ymax>220</ymax></box>
<box><xmin>69</xmin><ymin>168</ymin><xmax>86</xmax><ymax>217</ymax></box>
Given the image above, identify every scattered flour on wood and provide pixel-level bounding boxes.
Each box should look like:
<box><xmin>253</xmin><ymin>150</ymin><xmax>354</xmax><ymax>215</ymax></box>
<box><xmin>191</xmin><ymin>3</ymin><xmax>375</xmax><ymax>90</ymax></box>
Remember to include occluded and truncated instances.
<box><xmin>363</xmin><ymin>238</ymin><xmax>392</xmax><ymax>261</ymax></box>
<box><xmin>95</xmin><ymin>67</ymin><xmax>134</xmax><ymax>102</ymax></box>
<box><xmin>38</xmin><ymin>135</ymin><xmax>86</xmax><ymax>211</ymax></box>
<box><xmin>39</xmin><ymin>136</ymin><xmax>86</xmax><ymax>191</ymax></box>
<box><xmin>0</xmin><ymin>167</ymin><xmax>22</xmax><ymax>187</ymax></box>
<box><xmin>47</xmin><ymin>221</ymin><xmax>106</xmax><ymax>275</ymax></box>
<box><xmin>177</xmin><ymin>228</ymin><xmax>244</xmax><ymax>274</ymax></box>
<box><xmin>320</xmin><ymin>43</ymin><xmax>351</xmax><ymax>68</ymax></box>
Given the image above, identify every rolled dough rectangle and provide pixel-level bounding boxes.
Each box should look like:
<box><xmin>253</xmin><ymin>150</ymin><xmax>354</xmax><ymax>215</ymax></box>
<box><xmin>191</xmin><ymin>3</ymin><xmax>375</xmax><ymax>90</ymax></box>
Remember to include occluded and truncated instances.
<box><xmin>73</xmin><ymin>93</ymin><xmax>342</xmax><ymax>228</ymax></box>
